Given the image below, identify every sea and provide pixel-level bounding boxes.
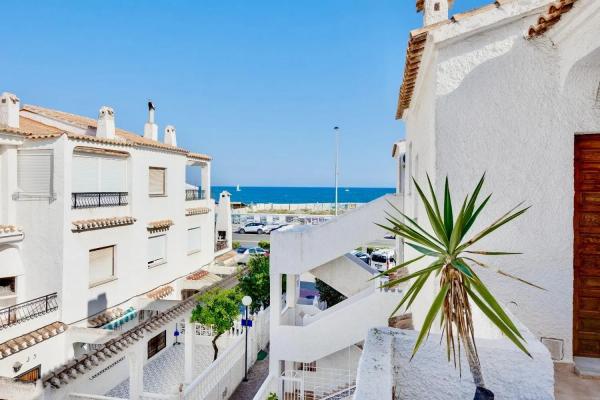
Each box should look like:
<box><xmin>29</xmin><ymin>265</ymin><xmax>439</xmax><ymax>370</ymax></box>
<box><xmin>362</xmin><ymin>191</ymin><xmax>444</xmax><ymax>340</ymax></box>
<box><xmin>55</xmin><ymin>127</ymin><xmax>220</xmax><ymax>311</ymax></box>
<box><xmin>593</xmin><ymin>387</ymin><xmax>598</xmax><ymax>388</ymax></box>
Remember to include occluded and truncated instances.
<box><xmin>210</xmin><ymin>186</ymin><xmax>395</xmax><ymax>204</ymax></box>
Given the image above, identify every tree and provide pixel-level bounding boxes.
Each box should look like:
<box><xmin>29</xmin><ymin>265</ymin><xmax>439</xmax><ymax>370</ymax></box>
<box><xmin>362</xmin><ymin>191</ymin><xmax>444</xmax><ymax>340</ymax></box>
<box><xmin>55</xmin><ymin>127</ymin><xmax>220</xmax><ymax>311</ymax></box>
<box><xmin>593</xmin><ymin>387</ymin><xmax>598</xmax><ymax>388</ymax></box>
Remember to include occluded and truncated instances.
<box><xmin>315</xmin><ymin>278</ymin><xmax>346</xmax><ymax>307</ymax></box>
<box><xmin>258</xmin><ymin>240</ymin><xmax>270</xmax><ymax>251</ymax></box>
<box><xmin>190</xmin><ymin>288</ymin><xmax>242</xmax><ymax>360</ymax></box>
<box><xmin>379</xmin><ymin>174</ymin><xmax>542</xmax><ymax>399</ymax></box>
<box><xmin>238</xmin><ymin>255</ymin><xmax>270</xmax><ymax>314</ymax></box>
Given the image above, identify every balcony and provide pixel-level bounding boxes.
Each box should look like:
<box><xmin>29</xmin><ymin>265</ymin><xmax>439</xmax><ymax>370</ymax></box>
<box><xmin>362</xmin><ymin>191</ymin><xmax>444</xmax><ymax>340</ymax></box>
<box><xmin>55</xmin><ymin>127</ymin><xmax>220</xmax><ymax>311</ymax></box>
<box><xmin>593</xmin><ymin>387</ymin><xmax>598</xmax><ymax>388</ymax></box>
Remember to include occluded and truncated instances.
<box><xmin>185</xmin><ymin>189</ymin><xmax>206</xmax><ymax>201</ymax></box>
<box><xmin>0</xmin><ymin>293</ymin><xmax>58</xmax><ymax>329</ymax></box>
<box><xmin>71</xmin><ymin>192</ymin><xmax>128</xmax><ymax>209</ymax></box>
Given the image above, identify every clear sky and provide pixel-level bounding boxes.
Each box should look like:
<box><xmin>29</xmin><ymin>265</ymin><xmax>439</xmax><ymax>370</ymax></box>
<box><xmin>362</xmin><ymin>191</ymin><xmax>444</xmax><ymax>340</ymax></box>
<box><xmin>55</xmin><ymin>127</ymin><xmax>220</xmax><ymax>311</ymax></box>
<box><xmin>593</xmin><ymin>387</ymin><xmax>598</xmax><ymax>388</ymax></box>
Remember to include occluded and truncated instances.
<box><xmin>2</xmin><ymin>0</ymin><xmax>490</xmax><ymax>187</ymax></box>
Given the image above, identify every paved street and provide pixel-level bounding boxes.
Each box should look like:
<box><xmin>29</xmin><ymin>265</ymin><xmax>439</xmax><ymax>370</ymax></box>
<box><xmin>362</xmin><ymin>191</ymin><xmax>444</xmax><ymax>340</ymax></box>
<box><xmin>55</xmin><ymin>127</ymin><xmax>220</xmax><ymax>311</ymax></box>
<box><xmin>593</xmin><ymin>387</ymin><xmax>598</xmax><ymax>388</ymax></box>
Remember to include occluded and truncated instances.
<box><xmin>233</xmin><ymin>232</ymin><xmax>395</xmax><ymax>250</ymax></box>
<box><xmin>233</xmin><ymin>233</ymin><xmax>271</xmax><ymax>247</ymax></box>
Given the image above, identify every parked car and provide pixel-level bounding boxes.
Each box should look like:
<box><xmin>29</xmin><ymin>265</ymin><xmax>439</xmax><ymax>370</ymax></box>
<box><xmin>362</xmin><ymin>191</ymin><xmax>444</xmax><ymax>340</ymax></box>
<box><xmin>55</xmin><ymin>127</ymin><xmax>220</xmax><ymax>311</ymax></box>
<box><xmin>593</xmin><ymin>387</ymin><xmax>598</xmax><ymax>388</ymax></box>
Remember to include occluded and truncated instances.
<box><xmin>264</xmin><ymin>223</ymin><xmax>282</xmax><ymax>233</ymax></box>
<box><xmin>238</xmin><ymin>222</ymin><xmax>266</xmax><ymax>234</ymax></box>
<box><xmin>370</xmin><ymin>249</ymin><xmax>396</xmax><ymax>272</ymax></box>
<box><xmin>235</xmin><ymin>246</ymin><xmax>269</xmax><ymax>265</ymax></box>
<box><xmin>351</xmin><ymin>250</ymin><xmax>371</xmax><ymax>265</ymax></box>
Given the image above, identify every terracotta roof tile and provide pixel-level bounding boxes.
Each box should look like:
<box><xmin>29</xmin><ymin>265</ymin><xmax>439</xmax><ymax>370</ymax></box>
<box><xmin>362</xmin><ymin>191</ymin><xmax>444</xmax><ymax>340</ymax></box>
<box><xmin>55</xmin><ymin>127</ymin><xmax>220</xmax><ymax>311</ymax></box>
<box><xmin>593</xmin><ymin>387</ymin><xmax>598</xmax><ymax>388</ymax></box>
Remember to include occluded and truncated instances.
<box><xmin>146</xmin><ymin>285</ymin><xmax>173</xmax><ymax>300</ymax></box>
<box><xmin>72</xmin><ymin>217</ymin><xmax>136</xmax><ymax>232</ymax></box>
<box><xmin>0</xmin><ymin>322</ymin><xmax>67</xmax><ymax>360</ymax></box>
<box><xmin>186</xmin><ymin>207</ymin><xmax>211</xmax><ymax>216</ymax></box>
<box><xmin>528</xmin><ymin>0</ymin><xmax>578</xmax><ymax>38</ymax></box>
<box><xmin>396</xmin><ymin>0</ymin><xmax>551</xmax><ymax>119</ymax></box>
<box><xmin>0</xmin><ymin>225</ymin><xmax>22</xmax><ymax>235</ymax></box>
<box><xmin>20</xmin><ymin>104</ymin><xmax>212</xmax><ymax>159</ymax></box>
<box><xmin>88</xmin><ymin>308</ymin><xmax>125</xmax><ymax>328</ymax></box>
<box><xmin>147</xmin><ymin>220</ymin><xmax>174</xmax><ymax>233</ymax></box>
<box><xmin>0</xmin><ymin>117</ymin><xmax>63</xmax><ymax>139</ymax></box>
<box><xmin>187</xmin><ymin>270</ymin><xmax>209</xmax><ymax>281</ymax></box>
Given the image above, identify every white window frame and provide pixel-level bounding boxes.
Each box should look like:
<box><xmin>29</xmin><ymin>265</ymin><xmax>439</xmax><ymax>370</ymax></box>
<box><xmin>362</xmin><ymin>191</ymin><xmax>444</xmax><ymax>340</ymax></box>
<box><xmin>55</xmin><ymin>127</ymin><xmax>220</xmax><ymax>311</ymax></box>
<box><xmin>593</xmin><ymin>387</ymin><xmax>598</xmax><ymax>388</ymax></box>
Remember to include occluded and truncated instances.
<box><xmin>89</xmin><ymin>246</ymin><xmax>116</xmax><ymax>287</ymax></box>
<box><xmin>187</xmin><ymin>227</ymin><xmax>202</xmax><ymax>255</ymax></box>
<box><xmin>148</xmin><ymin>234</ymin><xmax>168</xmax><ymax>268</ymax></box>
<box><xmin>149</xmin><ymin>167</ymin><xmax>167</xmax><ymax>197</ymax></box>
<box><xmin>72</xmin><ymin>152</ymin><xmax>128</xmax><ymax>193</ymax></box>
<box><xmin>15</xmin><ymin>149</ymin><xmax>55</xmax><ymax>200</ymax></box>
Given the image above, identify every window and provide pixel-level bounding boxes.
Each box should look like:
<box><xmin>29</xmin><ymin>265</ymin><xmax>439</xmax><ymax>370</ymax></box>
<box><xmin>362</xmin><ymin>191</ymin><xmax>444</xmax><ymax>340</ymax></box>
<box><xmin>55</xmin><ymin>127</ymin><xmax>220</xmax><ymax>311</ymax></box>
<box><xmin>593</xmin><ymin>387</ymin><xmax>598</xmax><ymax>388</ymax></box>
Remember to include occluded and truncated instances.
<box><xmin>147</xmin><ymin>331</ymin><xmax>166</xmax><ymax>359</ymax></box>
<box><xmin>15</xmin><ymin>365</ymin><xmax>41</xmax><ymax>382</ymax></box>
<box><xmin>296</xmin><ymin>361</ymin><xmax>317</xmax><ymax>372</ymax></box>
<box><xmin>17</xmin><ymin>149</ymin><xmax>54</xmax><ymax>197</ymax></box>
<box><xmin>187</xmin><ymin>227</ymin><xmax>202</xmax><ymax>254</ymax></box>
<box><xmin>148</xmin><ymin>235</ymin><xmax>167</xmax><ymax>267</ymax></box>
<box><xmin>72</xmin><ymin>152</ymin><xmax>127</xmax><ymax>193</ymax></box>
<box><xmin>89</xmin><ymin>246</ymin><xmax>115</xmax><ymax>286</ymax></box>
<box><xmin>149</xmin><ymin>167</ymin><xmax>166</xmax><ymax>196</ymax></box>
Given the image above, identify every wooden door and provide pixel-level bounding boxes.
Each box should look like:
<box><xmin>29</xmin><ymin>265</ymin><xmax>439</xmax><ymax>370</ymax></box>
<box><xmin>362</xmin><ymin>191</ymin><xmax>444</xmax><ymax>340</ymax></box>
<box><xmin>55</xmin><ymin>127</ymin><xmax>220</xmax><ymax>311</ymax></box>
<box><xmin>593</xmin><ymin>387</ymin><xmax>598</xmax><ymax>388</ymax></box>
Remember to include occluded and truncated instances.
<box><xmin>574</xmin><ymin>134</ymin><xmax>600</xmax><ymax>357</ymax></box>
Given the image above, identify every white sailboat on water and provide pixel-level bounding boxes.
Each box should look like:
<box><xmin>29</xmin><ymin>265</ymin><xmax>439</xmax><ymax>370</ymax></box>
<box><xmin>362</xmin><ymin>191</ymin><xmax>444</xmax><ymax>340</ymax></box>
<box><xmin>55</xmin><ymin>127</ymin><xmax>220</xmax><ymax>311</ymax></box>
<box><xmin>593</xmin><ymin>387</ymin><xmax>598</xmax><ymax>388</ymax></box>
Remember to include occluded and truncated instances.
<box><xmin>236</xmin><ymin>184</ymin><xmax>241</xmax><ymax>192</ymax></box>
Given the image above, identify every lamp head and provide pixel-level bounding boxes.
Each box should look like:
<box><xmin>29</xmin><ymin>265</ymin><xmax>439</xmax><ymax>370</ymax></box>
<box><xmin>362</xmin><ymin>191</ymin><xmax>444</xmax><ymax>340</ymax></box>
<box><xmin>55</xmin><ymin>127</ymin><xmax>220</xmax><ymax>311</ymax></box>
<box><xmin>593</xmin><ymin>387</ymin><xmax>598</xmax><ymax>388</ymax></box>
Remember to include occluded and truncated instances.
<box><xmin>242</xmin><ymin>296</ymin><xmax>252</xmax><ymax>306</ymax></box>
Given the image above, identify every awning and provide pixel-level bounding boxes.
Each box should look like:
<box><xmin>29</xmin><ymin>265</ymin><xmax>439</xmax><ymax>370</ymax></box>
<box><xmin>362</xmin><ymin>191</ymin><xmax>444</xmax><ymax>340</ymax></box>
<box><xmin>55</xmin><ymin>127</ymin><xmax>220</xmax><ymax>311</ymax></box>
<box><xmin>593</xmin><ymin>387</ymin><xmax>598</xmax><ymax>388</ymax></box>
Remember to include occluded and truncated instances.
<box><xmin>0</xmin><ymin>247</ymin><xmax>24</xmax><ymax>278</ymax></box>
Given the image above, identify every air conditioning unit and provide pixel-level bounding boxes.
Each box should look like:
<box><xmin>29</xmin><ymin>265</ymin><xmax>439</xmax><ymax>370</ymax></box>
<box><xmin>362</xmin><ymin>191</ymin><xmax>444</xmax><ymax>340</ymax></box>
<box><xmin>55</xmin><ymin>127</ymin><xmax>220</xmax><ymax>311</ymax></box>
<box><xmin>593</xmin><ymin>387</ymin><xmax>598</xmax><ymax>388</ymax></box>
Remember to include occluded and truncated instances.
<box><xmin>541</xmin><ymin>337</ymin><xmax>564</xmax><ymax>361</ymax></box>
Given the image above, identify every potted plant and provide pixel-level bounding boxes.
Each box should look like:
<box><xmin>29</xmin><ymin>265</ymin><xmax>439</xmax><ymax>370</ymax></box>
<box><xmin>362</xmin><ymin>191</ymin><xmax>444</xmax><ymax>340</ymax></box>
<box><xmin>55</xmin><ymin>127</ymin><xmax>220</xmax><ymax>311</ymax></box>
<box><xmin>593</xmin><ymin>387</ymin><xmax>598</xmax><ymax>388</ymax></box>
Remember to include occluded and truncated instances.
<box><xmin>378</xmin><ymin>174</ymin><xmax>542</xmax><ymax>399</ymax></box>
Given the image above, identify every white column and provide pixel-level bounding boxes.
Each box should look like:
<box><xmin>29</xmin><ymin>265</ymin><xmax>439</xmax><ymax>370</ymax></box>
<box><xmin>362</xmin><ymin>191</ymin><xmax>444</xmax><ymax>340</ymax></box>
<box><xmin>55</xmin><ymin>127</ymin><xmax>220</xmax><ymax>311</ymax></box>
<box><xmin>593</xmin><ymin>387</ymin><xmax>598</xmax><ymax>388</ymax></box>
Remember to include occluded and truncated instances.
<box><xmin>185</xmin><ymin>321</ymin><xmax>194</xmax><ymax>384</ymax></box>
<box><xmin>269</xmin><ymin>273</ymin><xmax>282</xmax><ymax>373</ymax></box>
<box><xmin>286</xmin><ymin>274</ymin><xmax>297</xmax><ymax>308</ymax></box>
<box><xmin>127</xmin><ymin>346</ymin><xmax>144</xmax><ymax>400</ymax></box>
<box><xmin>201</xmin><ymin>162</ymin><xmax>211</xmax><ymax>200</ymax></box>
<box><xmin>1</xmin><ymin>146</ymin><xmax>18</xmax><ymax>225</ymax></box>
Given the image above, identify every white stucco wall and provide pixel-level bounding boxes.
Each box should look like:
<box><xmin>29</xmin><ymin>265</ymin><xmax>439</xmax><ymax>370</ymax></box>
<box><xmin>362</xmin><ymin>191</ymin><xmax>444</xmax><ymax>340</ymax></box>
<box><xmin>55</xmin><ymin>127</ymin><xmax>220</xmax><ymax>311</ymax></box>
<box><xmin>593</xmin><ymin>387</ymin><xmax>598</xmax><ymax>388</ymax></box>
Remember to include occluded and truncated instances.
<box><xmin>355</xmin><ymin>326</ymin><xmax>554</xmax><ymax>400</ymax></box>
<box><xmin>401</xmin><ymin>0</ymin><xmax>600</xmax><ymax>362</ymax></box>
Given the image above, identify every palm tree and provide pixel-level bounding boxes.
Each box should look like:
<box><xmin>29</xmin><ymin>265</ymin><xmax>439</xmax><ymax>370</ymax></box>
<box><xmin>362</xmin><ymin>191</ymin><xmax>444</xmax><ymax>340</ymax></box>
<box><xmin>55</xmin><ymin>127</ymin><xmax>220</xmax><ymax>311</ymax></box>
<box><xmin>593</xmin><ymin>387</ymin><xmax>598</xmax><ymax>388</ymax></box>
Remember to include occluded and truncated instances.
<box><xmin>378</xmin><ymin>174</ymin><xmax>542</xmax><ymax>400</ymax></box>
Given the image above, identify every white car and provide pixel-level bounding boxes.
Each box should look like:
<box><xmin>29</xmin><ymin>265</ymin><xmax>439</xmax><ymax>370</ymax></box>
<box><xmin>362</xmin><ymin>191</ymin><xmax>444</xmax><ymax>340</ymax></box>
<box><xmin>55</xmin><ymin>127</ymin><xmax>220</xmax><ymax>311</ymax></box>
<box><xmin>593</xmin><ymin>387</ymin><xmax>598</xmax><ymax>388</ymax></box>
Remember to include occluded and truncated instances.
<box><xmin>235</xmin><ymin>246</ymin><xmax>269</xmax><ymax>265</ymax></box>
<box><xmin>370</xmin><ymin>249</ymin><xmax>396</xmax><ymax>272</ymax></box>
<box><xmin>238</xmin><ymin>222</ymin><xmax>266</xmax><ymax>234</ymax></box>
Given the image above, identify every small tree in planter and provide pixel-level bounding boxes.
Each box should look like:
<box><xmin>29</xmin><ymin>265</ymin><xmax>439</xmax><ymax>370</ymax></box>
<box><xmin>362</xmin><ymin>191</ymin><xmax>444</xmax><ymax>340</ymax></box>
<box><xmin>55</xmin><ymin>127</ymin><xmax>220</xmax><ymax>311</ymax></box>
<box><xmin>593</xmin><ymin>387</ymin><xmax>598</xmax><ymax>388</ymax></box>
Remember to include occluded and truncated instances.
<box><xmin>190</xmin><ymin>288</ymin><xmax>242</xmax><ymax>360</ymax></box>
<box><xmin>379</xmin><ymin>175</ymin><xmax>542</xmax><ymax>400</ymax></box>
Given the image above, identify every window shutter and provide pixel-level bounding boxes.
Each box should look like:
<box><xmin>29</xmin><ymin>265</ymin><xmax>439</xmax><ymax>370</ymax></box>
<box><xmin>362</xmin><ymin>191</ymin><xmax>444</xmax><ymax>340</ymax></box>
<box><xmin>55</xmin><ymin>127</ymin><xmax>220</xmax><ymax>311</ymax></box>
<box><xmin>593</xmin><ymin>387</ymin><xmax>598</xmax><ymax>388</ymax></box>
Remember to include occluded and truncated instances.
<box><xmin>72</xmin><ymin>154</ymin><xmax>100</xmax><ymax>192</ymax></box>
<box><xmin>149</xmin><ymin>168</ymin><xmax>165</xmax><ymax>195</ymax></box>
<box><xmin>101</xmin><ymin>157</ymin><xmax>127</xmax><ymax>192</ymax></box>
<box><xmin>187</xmin><ymin>227</ymin><xmax>202</xmax><ymax>253</ymax></box>
<box><xmin>89</xmin><ymin>247</ymin><xmax>114</xmax><ymax>285</ymax></box>
<box><xmin>148</xmin><ymin>235</ymin><xmax>167</xmax><ymax>265</ymax></box>
<box><xmin>17</xmin><ymin>150</ymin><xmax>53</xmax><ymax>194</ymax></box>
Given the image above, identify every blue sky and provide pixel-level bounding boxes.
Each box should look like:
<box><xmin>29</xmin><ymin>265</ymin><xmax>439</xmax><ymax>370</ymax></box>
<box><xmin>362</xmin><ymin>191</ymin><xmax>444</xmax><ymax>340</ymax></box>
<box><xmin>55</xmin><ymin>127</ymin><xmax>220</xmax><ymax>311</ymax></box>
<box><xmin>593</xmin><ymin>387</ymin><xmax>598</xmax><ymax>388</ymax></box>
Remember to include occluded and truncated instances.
<box><xmin>2</xmin><ymin>0</ymin><xmax>490</xmax><ymax>187</ymax></box>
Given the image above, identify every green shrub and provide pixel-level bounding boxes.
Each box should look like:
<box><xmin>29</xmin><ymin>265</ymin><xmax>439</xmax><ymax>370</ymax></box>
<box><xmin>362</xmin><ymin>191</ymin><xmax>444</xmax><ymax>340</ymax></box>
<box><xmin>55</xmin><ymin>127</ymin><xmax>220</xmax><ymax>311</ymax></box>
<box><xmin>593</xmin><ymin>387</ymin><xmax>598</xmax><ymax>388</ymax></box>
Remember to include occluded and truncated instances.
<box><xmin>232</xmin><ymin>241</ymin><xmax>241</xmax><ymax>249</ymax></box>
<box><xmin>258</xmin><ymin>240</ymin><xmax>270</xmax><ymax>250</ymax></box>
<box><xmin>267</xmin><ymin>393</ymin><xmax>278</xmax><ymax>400</ymax></box>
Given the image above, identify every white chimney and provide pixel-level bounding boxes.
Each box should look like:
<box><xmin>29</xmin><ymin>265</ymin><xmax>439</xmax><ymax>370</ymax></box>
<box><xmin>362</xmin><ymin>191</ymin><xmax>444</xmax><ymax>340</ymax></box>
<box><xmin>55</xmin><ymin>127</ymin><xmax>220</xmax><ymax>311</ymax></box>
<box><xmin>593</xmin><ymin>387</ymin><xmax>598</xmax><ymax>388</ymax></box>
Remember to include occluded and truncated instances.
<box><xmin>422</xmin><ymin>0</ymin><xmax>449</xmax><ymax>26</ymax></box>
<box><xmin>164</xmin><ymin>125</ymin><xmax>177</xmax><ymax>146</ymax></box>
<box><xmin>97</xmin><ymin>106</ymin><xmax>116</xmax><ymax>139</ymax></box>
<box><xmin>0</xmin><ymin>92</ymin><xmax>20</xmax><ymax>129</ymax></box>
<box><xmin>144</xmin><ymin>101</ymin><xmax>158</xmax><ymax>141</ymax></box>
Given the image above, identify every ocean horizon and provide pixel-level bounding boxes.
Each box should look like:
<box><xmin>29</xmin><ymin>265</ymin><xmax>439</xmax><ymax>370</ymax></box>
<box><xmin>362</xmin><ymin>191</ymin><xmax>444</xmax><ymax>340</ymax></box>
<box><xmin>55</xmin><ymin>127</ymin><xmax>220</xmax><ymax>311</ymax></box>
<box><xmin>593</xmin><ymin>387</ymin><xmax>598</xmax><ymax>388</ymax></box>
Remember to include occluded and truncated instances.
<box><xmin>211</xmin><ymin>186</ymin><xmax>395</xmax><ymax>204</ymax></box>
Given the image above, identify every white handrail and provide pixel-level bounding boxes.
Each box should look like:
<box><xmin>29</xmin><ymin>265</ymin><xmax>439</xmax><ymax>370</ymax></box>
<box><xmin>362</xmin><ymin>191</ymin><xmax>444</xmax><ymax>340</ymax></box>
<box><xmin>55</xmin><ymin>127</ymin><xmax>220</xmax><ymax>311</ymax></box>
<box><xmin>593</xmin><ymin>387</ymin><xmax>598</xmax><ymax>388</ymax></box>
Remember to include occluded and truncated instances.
<box><xmin>69</xmin><ymin>394</ymin><xmax>124</xmax><ymax>400</ymax></box>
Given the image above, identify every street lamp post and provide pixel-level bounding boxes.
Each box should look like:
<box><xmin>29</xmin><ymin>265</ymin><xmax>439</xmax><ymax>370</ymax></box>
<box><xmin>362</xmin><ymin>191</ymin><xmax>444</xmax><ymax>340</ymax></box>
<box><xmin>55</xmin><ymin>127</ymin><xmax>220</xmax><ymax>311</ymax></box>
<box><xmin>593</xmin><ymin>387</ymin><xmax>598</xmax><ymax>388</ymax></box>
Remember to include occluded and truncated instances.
<box><xmin>242</xmin><ymin>295</ymin><xmax>252</xmax><ymax>382</ymax></box>
<box><xmin>334</xmin><ymin>126</ymin><xmax>340</xmax><ymax>216</ymax></box>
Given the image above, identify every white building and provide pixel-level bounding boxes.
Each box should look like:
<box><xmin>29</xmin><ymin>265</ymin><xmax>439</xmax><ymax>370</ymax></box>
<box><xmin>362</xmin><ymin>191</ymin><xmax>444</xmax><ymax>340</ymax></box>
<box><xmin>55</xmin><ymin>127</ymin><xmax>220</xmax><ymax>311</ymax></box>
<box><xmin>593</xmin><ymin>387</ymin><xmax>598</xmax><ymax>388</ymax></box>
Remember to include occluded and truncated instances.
<box><xmin>396</xmin><ymin>0</ymin><xmax>599</xmax><ymax>368</ymax></box>
<box><xmin>0</xmin><ymin>93</ymin><xmax>232</xmax><ymax>395</ymax></box>
<box><xmin>259</xmin><ymin>0</ymin><xmax>600</xmax><ymax>398</ymax></box>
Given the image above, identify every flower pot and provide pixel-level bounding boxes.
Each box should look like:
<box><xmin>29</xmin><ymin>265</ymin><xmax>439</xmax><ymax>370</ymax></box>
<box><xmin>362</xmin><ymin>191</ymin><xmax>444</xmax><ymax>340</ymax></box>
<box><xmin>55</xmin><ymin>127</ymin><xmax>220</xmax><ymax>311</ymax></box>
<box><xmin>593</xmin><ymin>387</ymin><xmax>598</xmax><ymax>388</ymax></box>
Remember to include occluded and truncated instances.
<box><xmin>474</xmin><ymin>386</ymin><xmax>494</xmax><ymax>400</ymax></box>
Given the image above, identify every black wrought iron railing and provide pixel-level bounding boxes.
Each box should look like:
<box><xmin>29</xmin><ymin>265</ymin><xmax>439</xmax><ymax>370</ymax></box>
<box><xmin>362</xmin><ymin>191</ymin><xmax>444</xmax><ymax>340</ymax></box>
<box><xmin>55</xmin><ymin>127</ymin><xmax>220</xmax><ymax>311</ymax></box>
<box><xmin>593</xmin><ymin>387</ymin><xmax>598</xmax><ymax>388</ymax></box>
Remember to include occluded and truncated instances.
<box><xmin>71</xmin><ymin>192</ymin><xmax>128</xmax><ymax>209</ymax></box>
<box><xmin>0</xmin><ymin>293</ymin><xmax>58</xmax><ymax>329</ymax></box>
<box><xmin>185</xmin><ymin>189</ymin><xmax>206</xmax><ymax>201</ymax></box>
<box><xmin>215</xmin><ymin>240</ymin><xmax>228</xmax><ymax>252</ymax></box>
